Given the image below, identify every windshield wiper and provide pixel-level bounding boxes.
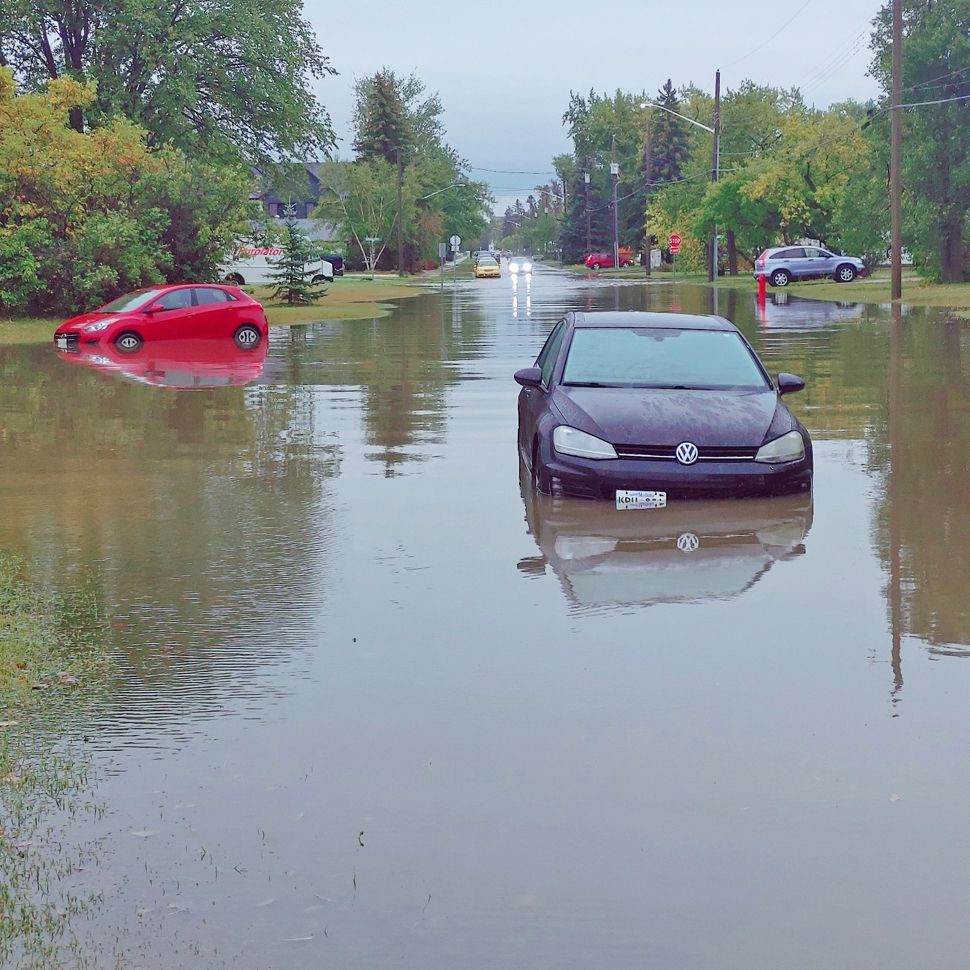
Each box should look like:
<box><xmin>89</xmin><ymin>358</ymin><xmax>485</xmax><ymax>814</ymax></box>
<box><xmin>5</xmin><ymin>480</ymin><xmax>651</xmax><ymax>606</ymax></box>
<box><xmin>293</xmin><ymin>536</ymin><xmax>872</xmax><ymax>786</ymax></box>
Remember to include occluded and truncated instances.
<box><xmin>564</xmin><ymin>381</ymin><xmax>616</xmax><ymax>388</ymax></box>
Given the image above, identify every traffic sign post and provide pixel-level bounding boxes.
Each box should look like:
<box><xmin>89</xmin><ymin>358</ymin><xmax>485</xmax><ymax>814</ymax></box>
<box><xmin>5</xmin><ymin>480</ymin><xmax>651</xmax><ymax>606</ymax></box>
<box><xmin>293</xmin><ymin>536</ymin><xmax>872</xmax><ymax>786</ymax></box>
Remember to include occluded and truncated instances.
<box><xmin>669</xmin><ymin>233</ymin><xmax>682</xmax><ymax>280</ymax></box>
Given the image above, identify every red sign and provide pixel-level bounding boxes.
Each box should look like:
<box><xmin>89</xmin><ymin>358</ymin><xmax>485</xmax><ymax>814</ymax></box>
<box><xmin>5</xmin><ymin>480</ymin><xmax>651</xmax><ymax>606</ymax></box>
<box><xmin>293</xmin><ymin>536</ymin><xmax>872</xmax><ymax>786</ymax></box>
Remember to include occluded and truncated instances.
<box><xmin>669</xmin><ymin>233</ymin><xmax>682</xmax><ymax>255</ymax></box>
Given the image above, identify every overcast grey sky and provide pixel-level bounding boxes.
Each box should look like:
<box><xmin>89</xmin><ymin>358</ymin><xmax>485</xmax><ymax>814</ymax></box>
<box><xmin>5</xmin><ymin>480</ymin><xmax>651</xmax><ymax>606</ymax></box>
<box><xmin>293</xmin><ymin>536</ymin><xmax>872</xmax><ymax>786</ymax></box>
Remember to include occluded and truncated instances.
<box><xmin>303</xmin><ymin>0</ymin><xmax>882</xmax><ymax>212</ymax></box>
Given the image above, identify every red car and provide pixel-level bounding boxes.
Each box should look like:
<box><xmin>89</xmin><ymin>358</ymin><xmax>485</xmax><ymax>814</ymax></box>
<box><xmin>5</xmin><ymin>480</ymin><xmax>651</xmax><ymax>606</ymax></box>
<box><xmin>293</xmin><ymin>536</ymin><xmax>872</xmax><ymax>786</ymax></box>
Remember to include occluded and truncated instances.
<box><xmin>53</xmin><ymin>284</ymin><xmax>269</xmax><ymax>353</ymax></box>
<box><xmin>56</xmin><ymin>339</ymin><xmax>267</xmax><ymax>389</ymax></box>
<box><xmin>584</xmin><ymin>248</ymin><xmax>636</xmax><ymax>269</ymax></box>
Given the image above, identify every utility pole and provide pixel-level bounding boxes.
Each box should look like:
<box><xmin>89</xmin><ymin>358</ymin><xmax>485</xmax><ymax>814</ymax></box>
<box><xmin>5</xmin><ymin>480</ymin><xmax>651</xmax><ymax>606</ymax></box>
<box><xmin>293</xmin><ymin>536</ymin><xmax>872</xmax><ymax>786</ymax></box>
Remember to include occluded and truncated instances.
<box><xmin>396</xmin><ymin>147</ymin><xmax>405</xmax><ymax>277</ymax></box>
<box><xmin>708</xmin><ymin>69</ymin><xmax>721</xmax><ymax>284</ymax></box>
<box><xmin>643</xmin><ymin>122</ymin><xmax>652</xmax><ymax>277</ymax></box>
<box><xmin>584</xmin><ymin>170</ymin><xmax>591</xmax><ymax>255</ymax></box>
<box><xmin>890</xmin><ymin>0</ymin><xmax>903</xmax><ymax>301</ymax></box>
<box><xmin>610</xmin><ymin>136</ymin><xmax>619</xmax><ymax>271</ymax></box>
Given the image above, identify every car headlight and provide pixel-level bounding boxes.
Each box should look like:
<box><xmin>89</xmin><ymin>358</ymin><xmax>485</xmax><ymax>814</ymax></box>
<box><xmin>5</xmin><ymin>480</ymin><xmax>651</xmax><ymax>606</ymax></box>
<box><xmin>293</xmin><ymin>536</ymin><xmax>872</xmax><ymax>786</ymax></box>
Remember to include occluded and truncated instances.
<box><xmin>522</xmin><ymin>262</ymin><xmax>532</xmax><ymax>273</ymax></box>
<box><xmin>755</xmin><ymin>430</ymin><xmax>805</xmax><ymax>464</ymax></box>
<box><xmin>509</xmin><ymin>263</ymin><xmax>519</xmax><ymax>273</ymax></box>
<box><xmin>84</xmin><ymin>320</ymin><xmax>111</xmax><ymax>333</ymax></box>
<box><xmin>553</xmin><ymin>426</ymin><xmax>617</xmax><ymax>460</ymax></box>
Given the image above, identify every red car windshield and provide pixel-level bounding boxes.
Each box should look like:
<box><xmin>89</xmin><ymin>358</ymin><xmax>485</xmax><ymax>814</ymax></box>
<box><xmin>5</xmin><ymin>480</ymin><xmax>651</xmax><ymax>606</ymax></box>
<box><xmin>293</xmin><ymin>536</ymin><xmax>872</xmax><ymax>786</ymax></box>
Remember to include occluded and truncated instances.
<box><xmin>97</xmin><ymin>289</ymin><xmax>166</xmax><ymax>313</ymax></box>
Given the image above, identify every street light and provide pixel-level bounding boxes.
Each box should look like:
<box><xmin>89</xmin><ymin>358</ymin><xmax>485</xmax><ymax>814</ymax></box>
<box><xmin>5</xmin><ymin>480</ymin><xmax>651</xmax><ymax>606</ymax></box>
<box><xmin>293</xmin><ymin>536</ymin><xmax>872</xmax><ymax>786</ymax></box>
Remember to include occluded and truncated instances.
<box><xmin>641</xmin><ymin>96</ymin><xmax>721</xmax><ymax>282</ymax></box>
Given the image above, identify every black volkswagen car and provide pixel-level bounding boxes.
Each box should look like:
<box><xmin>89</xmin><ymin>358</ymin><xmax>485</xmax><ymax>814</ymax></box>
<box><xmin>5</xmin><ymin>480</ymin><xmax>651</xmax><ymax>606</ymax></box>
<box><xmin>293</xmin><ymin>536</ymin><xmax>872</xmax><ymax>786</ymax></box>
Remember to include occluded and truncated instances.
<box><xmin>515</xmin><ymin>311</ymin><xmax>812</xmax><ymax>505</ymax></box>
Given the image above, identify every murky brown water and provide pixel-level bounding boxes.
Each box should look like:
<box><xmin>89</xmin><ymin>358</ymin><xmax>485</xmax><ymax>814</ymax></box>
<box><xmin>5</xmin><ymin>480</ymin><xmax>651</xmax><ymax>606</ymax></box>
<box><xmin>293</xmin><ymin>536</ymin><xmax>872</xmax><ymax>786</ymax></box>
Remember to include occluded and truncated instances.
<box><xmin>1</xmin><ymin>268</ymin><xmax>969</xmax><ymax>968</ymax></box>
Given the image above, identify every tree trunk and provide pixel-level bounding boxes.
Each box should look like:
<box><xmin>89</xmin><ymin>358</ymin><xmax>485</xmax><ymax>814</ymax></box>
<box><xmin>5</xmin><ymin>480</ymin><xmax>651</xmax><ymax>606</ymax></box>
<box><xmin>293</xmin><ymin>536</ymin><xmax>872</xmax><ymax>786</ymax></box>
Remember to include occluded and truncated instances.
<box><xmin>941</xmin><ymin>220</ymin><xmax>966</xmax><ymax>282</ymax></box>
<box><xmin>726</xmin><ymin>229</ymin><xmax>738</xmax><ymax>276</ymax></box>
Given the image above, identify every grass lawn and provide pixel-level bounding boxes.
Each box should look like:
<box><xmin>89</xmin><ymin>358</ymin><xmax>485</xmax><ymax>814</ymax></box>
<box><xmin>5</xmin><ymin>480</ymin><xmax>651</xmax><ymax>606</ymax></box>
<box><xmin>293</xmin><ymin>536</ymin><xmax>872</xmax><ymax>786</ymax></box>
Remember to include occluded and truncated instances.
<box><xmin>253</xmin><ymin>274</ymin><xmax>425</xmax><ymax>326</ymax></box>
<box><xmin>704</xmin><ymin>268</ymin><xmax>970</xmax><ymax>308</ymax></box>
<box><xmin>0</xmin><ymin>317</ymin><xmax>60</xmax><ymax>345</ymax></box>
<box><xmin>562</xmin><ymin>262</ymin><xmax>970</xmax><ymax>309</ymax></box>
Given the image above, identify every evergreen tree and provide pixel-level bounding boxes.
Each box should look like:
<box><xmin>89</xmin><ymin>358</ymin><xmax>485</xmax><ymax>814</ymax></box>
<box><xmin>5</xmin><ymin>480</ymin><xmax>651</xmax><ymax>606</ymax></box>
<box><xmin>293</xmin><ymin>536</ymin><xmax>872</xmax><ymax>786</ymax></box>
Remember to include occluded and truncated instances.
<box><xmin>648</xmin><ymin>80</ymin><xmax>692</xmax><ymax>187</ymax></box>
<box><xmin>352</xmin><ymin>69</ymin><xmax>410</xmax><ymax>163</ymax></box>
<box><xmin>268</xmin><ymin>208</ymin><xmax>327</xmax><ymax>305</ymax></box>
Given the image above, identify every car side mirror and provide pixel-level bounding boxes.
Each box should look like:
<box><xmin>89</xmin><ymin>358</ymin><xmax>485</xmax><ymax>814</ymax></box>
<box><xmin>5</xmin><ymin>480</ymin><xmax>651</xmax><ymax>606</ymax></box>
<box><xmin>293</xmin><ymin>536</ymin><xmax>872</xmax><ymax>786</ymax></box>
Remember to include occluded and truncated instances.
<box><xmin>778</xmin><ymin>373</ymin><xmax>805</xmax><ymax>395</ymax></box>
<box><xmin>143</xmin><ymin>306</ymin><xmax>160</xmax><ymax>314</ymax></box>
<box><xmin>514</xmin><ymin>366</ymin><xmax>543</xmax><ymax>389</ymax></box>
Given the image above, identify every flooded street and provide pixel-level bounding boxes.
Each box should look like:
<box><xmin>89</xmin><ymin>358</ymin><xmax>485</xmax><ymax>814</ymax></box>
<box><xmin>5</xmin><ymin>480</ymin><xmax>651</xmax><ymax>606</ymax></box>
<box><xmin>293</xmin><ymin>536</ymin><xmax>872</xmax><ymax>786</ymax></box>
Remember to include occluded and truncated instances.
<box><xmin>1</xmin><ymin>267</ymin><xmax>969</xmax><ymax>968</ymax></box>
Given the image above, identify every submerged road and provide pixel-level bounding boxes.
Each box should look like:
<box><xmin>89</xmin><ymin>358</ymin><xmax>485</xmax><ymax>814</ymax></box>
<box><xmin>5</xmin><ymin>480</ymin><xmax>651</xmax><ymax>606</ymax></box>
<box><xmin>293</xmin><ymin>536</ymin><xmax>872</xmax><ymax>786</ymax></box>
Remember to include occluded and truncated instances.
<box><xmin>1</xmin><ymin>264</ymin><xmax>968</xmax><ymax>967</ymax></box>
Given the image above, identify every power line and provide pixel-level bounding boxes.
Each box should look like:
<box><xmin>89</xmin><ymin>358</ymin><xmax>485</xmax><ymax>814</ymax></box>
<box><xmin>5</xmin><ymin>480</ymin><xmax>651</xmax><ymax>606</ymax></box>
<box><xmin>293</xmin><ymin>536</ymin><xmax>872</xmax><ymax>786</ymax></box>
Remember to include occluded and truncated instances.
<box><xmin>800</xmin><ymin>33</ymin><xmax>869</xmax><ymax>97</ymax></box>
<box><xmin>723</xmin><ymin>0</ymin><xmax>812</xmax><ymax>70</ymax></box>
<box><xmin>901</xmin><ymin>66</ymin><xmax>969</xmax><ymax>94</ymax></box>
<box><xmin>470</xmin><ymin>166</ymin><xmax>556</xmax><ymax>175</ymax></box>
<box><xmin>897</xmin><ymin>92</ymin><xmax>970</xmax><ymax>108</ymax></box>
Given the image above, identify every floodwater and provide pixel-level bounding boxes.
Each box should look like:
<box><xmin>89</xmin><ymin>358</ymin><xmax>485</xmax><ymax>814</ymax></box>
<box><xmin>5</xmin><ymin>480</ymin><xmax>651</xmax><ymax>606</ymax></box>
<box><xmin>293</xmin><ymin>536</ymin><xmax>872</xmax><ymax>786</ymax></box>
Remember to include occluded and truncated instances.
<box><xmin>1</xmin><ymin>266</ymin><xmax>968</xmax><ymax>968</ymax></box>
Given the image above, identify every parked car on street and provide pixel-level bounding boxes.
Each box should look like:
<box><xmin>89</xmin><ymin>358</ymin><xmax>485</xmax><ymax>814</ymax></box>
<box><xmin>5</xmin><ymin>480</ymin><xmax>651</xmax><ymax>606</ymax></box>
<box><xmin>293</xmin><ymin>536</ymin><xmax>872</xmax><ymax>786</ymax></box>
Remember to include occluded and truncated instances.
<box><xmin>585</xmin><ymin>248</ymin><xmax>636</xmax><ymax>269</ymax></box>
<box><xmin>222</xmin><ymin>244</ymin><xmax>333</xmax><ymax>286</ymax></box>
<box><xmin>515</xmin><ymin>311</ymin><xmax>812</xmax><ymax>503</ymax></box>
<box><xmin>474</xmin><ymin>255</ymin><xmax>502</xmax><ymax>279</ymax></box>
<box><xmin>53</xmin><ymin>284</ymin><xmax>270</xmax><ymax>353</ymax></box>
<box><xmin>753</xmin><ymin>246</ymin><xmax>866</xmax><ymax>287</ymax></box>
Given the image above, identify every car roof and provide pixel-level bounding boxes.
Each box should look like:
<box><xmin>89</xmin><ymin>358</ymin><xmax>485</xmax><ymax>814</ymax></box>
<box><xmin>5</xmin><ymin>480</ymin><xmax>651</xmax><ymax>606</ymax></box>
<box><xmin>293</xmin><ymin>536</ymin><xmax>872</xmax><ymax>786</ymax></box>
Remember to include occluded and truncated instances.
<box><xmin>569</xmin><ymin>311</ymin><xmax>739</xmax><ymax>332</ymax></box>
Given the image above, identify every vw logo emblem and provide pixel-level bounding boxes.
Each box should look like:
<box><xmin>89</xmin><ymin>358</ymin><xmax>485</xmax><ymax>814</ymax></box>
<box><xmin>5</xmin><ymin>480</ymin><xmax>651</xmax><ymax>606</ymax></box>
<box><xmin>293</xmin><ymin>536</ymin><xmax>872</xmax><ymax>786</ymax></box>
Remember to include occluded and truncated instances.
<box><xmin>677</xmin><ymin>532</ymin><xmax>700</xmax><ymax>553</ymax></box>
<box><xmin>675</xmin><ymin>441</ymin><xmax>699</xmax><ymax>465</ymax></box>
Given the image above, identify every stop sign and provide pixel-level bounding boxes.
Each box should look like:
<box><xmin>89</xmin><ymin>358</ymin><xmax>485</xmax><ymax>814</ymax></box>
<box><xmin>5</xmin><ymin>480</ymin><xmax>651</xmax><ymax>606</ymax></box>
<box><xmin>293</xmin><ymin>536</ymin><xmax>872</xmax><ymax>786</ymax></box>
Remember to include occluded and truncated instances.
<box><xmin>669</xmin><ymin>233</ymin><xmax>682</xmax><ymax>254</ymax></box>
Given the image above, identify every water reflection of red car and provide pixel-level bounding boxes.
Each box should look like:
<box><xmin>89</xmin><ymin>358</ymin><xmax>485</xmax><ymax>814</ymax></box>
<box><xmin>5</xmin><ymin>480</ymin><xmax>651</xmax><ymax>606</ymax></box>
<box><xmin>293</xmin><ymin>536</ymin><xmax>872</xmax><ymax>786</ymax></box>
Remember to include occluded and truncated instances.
<box><xmin>53</xmin><ymin>284</ymin><xmax>268</xmax><ymax>353</ymax></box>
<box><xmin>56</xmin><ymin>339</ymin><xmax>267</xmax><ymax>389</ymax></box>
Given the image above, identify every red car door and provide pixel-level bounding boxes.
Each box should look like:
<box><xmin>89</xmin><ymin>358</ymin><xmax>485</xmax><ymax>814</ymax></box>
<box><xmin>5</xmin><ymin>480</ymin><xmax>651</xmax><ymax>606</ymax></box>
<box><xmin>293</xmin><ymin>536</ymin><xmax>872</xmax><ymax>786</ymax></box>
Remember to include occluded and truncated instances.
<box><xmin>145</xmin><ymin>287</ymin><xmax>195</xmax><ymax>338</ymax></box>
<box><xmin>189</xmin><ymin>287</ymin><xmax>239</xmax><ymax>338</ymax></box>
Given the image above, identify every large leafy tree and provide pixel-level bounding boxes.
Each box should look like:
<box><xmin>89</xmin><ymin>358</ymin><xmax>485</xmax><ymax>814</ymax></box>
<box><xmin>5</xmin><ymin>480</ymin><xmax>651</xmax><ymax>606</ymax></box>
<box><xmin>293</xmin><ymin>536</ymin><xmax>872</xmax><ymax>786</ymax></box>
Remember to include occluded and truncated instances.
<box><xmin>0</xmin><ymin>69</ymin><xmax>252</xmax><ymax>313</ymax></box>
<box><xmin>870</xmin><ymin>0</ymin><xmax>969</xmax><ymax>281</ymax></box>
<box><xmin>336</xmin><ymin>69</ymin><xmax>491</xmax><ymax>270</ymax></box>
<box><xmin>560</xmin><ymin>89</ymin><xmax>650</xmax><ymax>259</ymax></box>
<box><xmin>0</xmin><ymin>0</ymin><xmax>335</xmax><ymax>162</ymax></box>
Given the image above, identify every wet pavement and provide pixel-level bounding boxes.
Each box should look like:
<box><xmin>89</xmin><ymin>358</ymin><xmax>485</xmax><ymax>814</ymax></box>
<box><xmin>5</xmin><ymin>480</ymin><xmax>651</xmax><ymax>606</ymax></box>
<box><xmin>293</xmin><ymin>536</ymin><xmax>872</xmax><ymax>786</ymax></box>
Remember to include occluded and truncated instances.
<box><xmin>1</xmin><ymin>265</ymin><xmax>969</xmax><ymax>968</ymax></box>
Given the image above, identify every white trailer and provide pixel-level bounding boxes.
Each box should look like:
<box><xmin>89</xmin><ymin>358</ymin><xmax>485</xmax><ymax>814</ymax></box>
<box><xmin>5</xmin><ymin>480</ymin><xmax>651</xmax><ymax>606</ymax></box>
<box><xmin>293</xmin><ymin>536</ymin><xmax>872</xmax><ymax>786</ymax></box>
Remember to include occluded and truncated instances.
<box><xmin>221</xmin><ymin>245</ymin><xmax>333</xmax><ymax>286</ymax></box>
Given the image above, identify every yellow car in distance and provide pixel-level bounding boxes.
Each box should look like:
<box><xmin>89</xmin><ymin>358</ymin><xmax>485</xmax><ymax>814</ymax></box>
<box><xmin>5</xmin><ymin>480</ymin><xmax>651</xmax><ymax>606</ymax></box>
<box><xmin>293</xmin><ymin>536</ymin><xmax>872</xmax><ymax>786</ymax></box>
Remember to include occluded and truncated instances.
<box><xmin>474</xmin><ymin>255</ymin><xmax>501</xmax><ymax>278</ymax></box>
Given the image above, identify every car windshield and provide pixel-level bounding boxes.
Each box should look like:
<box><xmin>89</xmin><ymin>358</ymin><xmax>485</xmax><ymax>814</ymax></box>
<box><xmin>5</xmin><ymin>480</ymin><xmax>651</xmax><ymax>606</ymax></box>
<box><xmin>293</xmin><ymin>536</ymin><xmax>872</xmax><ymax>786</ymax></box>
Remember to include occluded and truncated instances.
<box><xmin>97</xmin><ymin>290</ymin><xmax>165</xmax><ymax>313</ymax></box>
<box><xmin>479</xmin><ymin>257</ymin><xmax>497</xmax><ymax>265</ymax></box>
<box><xmin>561</xmin><ymin>327</ymin><xmax>770</xmax><ymax>390</ymax></box>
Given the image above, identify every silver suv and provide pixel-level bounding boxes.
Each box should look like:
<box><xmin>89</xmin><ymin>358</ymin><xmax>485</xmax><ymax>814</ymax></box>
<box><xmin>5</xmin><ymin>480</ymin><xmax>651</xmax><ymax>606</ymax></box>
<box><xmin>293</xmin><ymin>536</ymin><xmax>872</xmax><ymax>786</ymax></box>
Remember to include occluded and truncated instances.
<box><xmin>754</xmin><ymin>246</ymin><xmax>866</xmax><ymax>287</ymax></box>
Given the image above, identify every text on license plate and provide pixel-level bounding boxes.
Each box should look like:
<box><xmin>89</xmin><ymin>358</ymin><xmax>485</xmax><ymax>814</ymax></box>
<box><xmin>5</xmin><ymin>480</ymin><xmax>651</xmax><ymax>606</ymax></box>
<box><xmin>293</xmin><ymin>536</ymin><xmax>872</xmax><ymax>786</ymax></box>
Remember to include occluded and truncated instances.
<box><xmin>616</xmin><ymin>489</ymin><xmax>666</xmax><ymax>510</ymax></box>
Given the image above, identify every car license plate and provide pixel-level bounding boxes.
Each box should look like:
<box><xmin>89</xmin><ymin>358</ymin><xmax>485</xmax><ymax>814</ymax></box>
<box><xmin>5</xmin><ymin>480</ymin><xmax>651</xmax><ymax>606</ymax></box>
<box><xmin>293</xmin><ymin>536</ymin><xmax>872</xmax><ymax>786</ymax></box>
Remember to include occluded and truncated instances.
<box><xmin>55</xmin><ymin>336</ymin><xmax>68</xmax><ymax>349</ymax></box>
<box><xmin>616</xmin><ymin>489</ymin><xmax>666</xmax><ymax>510</ymax></box>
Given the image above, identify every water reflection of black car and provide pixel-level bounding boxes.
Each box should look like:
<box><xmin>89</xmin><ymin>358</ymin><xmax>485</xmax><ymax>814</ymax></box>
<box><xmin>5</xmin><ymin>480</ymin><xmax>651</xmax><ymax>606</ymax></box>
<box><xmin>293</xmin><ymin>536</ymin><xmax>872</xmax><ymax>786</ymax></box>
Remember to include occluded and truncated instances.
<box><xmin>515</xmin><ymin>311</ymin><xmax>813</xmax><ymax>503</ymax></box>
<box><xmin>518</xmin><ymin>484</ymin><xmax>813</xmax><ymax>611</ymax></box>
<box><xmin>56</xmin><ymin>339</ymin><xmax>267</xmax><ymax>389</ymax></box>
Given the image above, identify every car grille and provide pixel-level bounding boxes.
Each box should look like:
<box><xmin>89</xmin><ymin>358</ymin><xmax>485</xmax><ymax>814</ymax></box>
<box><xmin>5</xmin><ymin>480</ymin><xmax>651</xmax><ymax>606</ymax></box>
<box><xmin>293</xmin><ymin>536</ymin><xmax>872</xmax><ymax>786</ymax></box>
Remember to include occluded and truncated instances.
<box><xmin>613</xmin><ymin>444</ymin><xmax>758</xmax><ymax>461</ymax></box>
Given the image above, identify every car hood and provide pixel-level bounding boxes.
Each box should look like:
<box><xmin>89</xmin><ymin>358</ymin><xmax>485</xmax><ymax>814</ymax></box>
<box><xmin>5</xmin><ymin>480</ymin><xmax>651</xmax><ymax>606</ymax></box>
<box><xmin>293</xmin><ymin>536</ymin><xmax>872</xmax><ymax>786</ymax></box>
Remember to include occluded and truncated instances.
<box><xmin>552</xmin><ymin>386</ymin><xmax>788</xmax><ymax>447</ymax></box>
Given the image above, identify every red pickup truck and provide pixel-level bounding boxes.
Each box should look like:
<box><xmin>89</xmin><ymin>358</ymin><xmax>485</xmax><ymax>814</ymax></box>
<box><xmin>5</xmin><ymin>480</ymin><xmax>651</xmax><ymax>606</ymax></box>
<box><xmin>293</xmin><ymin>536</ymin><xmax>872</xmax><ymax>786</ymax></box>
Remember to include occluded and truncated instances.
<box><xmin>585</xmin><ymin>248</ymin><xmax>636</xmax><ymax>269</ymax></box>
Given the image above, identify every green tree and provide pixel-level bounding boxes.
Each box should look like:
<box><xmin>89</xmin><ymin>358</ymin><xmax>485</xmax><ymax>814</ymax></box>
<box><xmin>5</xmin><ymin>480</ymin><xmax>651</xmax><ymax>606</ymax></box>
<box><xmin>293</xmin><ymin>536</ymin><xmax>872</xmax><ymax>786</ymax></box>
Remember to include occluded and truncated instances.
<box><xmin>268</xmin><ymin>209</ymin><xmax>326</xmax><ymax>305</ymax></box>
<box><xmin>341</xmin><ymin>69</ymin><xmax>491</xmax><ymax>270</ymax></box>
<box><xmin>315</xmin><ymin>159</ymin><xmax>418</xmax><ymax>272</ymax></box>
<box><xmin>0</xmin><ymin>69</ymin><xmax>251</xmax><ymax>313</ymax></box>
<box><xmin>560</xmin><ymin>89</ymin><xmax>652</xmax><ymax>259</ymax></box>
<box><xmin>0</xmin><ymin>0</ymin><xmax>335</xmax><ymax>162</ymax></box>
<box><xmin>647</xmin><ymin>80</ymin><xmax>691</xmax><ymax>186</ymax></box>
<box><xmin>870</xmin><ymin>0</ymin><xmax>969</xmax><ymax>281</ymax></box>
